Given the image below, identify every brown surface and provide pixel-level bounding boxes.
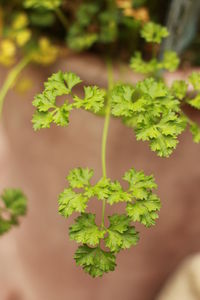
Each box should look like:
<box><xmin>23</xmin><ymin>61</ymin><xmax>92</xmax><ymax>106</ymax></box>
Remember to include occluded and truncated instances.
<box><xmin>0</xmin><ymin>55</ymin><xmax>200</xmax><ymax>300</ymax></box>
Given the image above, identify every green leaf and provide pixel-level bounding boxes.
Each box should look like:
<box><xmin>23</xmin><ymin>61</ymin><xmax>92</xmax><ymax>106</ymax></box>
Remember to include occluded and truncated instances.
<box><xmin>105</xmin><ymin>214</ymin><xmax>139</xmax><ymax>253</ymax></box>
<box><xmin>171</xmin><ymin>80</ymin><xmax>188</xmax><ymax>100</ymax></box>
<box><xmin>58</xmin><ymin>188</ymin><xmax>89</xmax><ymax>218</ymax></box>
<box><xmin>107</xmin><ymin>181</ymin><xmax>132</xmax><ymax>205</ymax></box>
<box><xmin>122</xmin><ymin>78</ymin><xmax>186</xmax><ymax>157</ymax></box>
<box><xmin>32</xmin><ymin>111</ymin><xmax>53</xmax><ymax>130</ymax></box>
<box><xmin>162</xmin><ymin>51</ymin><xmax>180</xmax><ymax>72</ymax></box>
<box><xmin>67</xmin><ymin>168</ymin><xmax>94</xmax><ymax>189</ymax></box>
<box><xmin>137</xmin><ymin>78</ymin><xmax>168</xmax><ymax>98</ymax></box>
<box><xmin>52</xmin><ymin>104</ymin><xmax>71</xmax><ymax>127</ymax></box>
<box><xmin>188</xmin><ymin>95</ymin><xmax>200</xmax><ymax>110</ymax></box>
<box><xmin>74</xmin><ymin>86</ymin><xmax>105</xmax><ymax>113</ymax></box>
<box><xmin>111</xmin><ymin>84</ymin><xmax>135</xmax><ymax>117</ymax></box>
<box><xmin>0</xmin><ymin>218</ymin><xmax>12</xmax><ymax>235</ymax></box>
<box><xmin>69</xmin><ymin>213</ymin><xmax>105</xmax><ymax>246</ymax></box>
<box><xmin>1</xmin><ymin>189</ymin><xmax>27</xmax><ymax>216</ymax></box>
<box><xmin>63</xmin><ymin>72</ymin><xmax>82</xmax><ymax>91</ymax></box>
<box><xmin>74</xmin><ymin>245</ymin><xmax>116</xmax><ymax>277</ymax></box>
<box><xmin>23</xmin><ymin>0</ymin><xmax>62</xmax><ymax>10</ymax></box>
<box><xmin>123</xmin><ymin>168</ymin><xmax>157</xmax><ymax>200</ymax></box>
<box><xmin>189</xmin><ymin>122</ymin><xmax>200</xmax><ymax>143</ymax></box>
<box><xmin>189</xmin><ymin>72</ymin><xmax>200</xmax><ymax>90</ymax></box>
<box><xmin>32</xmin><ymin>71</ymin><xmax>80</xmax><ymax>130</ymax></box>
<box><xmin>0</xmin><ymin>189</ymin><xmax>27</xmax><ymax>235</ymax></box>
<box><xmin>84</xmin><ymin>177</ymin><xmax>111</xmax><ymax>200</ymax></box>
<box><xmin>141</xmin><ymin>22</ymin><xmax>169</xmax><ymax>44</ymax></box>
<box><xmin>126</xmin><ymin>194</ymin><xmax>161</xmax><ymax>227</ymax></box>
<box><xmin>130</xmin><ymin>52</ymin><xmax>158</xmax><ymax>75</ymax></box>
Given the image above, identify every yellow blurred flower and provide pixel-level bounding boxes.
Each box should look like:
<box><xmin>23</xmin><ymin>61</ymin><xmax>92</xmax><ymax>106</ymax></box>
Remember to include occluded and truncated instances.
<box><xmin>0</xmin><ymin>39</ymin><xmax>16</xmax><ymax>66</ymax></box>
<box><xmin>12</xmin><ymin>13</ymin><xmax>29</xmax><ymax>30</ymax></box>
<box><xmin>32</xmin><ymin>38</ymin><xmax>59</xmax><ymax>65</ymax></box>
<box><xmin>15</xmin><ymin>29</ymin><xmax>31</xmax><ymax>46</ymax></box>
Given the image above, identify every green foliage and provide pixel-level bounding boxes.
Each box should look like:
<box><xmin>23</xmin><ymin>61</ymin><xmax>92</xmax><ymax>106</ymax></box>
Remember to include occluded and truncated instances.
<box><xmin>141</xmin><ymin>22</ymin><xmax>169</xmax><ymax>44</ymax></box>
<box><xmin>189</xmin><ymin>122</ymin><xmax>200</xmax><ymax>143</ymax></box>
<box><xmin>74</xmin><ymin>245</ymin><xmax>116</xmax><ymax>278</ymax></box>
<box><xmin>0</xmin><ymin>189</ymin><xmax>27</xmax><ymax>235</ymax></box>
<box><xmin>58</xmin><ymin>167</ymin><xmax>160</xmax><ymax>276</ymax></box>
<box><xmin>69</xmin><ymin>213</ymin><xmax>105</xmax><ymax>246</ymax></box>
<box><xmin>111</xmin><ymin>78</ymin><xmax>186</xmax><ymax>157</ymax></box>
<box><xmin>23</xmin><ymin>0</ymin><xmax>62</xmax><ymax>10</ymax></box>
<box><xmin>171</xmin><ymin>80</ymin><xmax>188</xmax><ymax>100</ymax></box>
<box><xmin>32</xmin><ymin>71</ymin><xmax>105</xmax><ymax>130</ymax></box>
<box><xmin>188</xmin><ymin>72</ymin><xmax>200</xmax><ymax>90</ymax></box>
<box><xmin>105</xmin><ymin>214</ymin><xmax>139</xmax><ymax>253</ymax></box>
<box><xmin>130</xmin><ymin>51</ymin><xmax>179</xmax><ymax>75</ymax></box>
<box><xmin>30</xmin><ymin>19</ymin><xmax>200</xmax><ymax>278</ymax></box>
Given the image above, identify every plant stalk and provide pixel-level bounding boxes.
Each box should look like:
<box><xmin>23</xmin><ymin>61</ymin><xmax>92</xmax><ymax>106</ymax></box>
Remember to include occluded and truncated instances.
<box><xmin>100</xmin><ymin>59</ymin><xmax>114</xmax><ymax>228</ymax></box>
<box><xmin>55</xmin><ymin>7</ymin><xmax>68</xmax><ymax>31</ymax></box>
<box><xmin>0</xmin><ymin>56</ymin><xmax>31</xmax><ymax>118</ymax></box>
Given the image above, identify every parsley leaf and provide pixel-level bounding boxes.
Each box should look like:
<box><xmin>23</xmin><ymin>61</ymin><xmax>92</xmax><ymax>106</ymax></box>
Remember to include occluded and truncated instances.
<box><xmin>74</xmin><ymin>245</ymin><xmax>116</xmax><ymax>277</ymax></box>
<box><xmin>105</xmin><ymin>214</ymin><xmax>139</xmax><ymax>253</ymax></box>
<box><xmin>126</xmin><ymin>194</ymin><xmax>161</xmax><ymax>227</ymax></box>
<box><xmin>141</xmin><ymin>22</ymin><xmax>169</xmax><ymax>44</ymax></box>
<box><xmin>67</xmin><ymin>168</ymin><xmax>94</xmax><ymax>189</ymax></box>
<box><xmin>188</xmin><ymin>72</ymin><xmax>200</xmax><ymax>90</ymax></box>
<box><xmin>0</xmin><ymin>189</ymin><xmax>27</xmax><ymax>235</ymax></box>
<box><xmin>74</xmin><ymin>86</ymin><xmax>105</xmax><ymax>113</ymax></box>
<box><xmin>123</xmin><ymin>168</ymin><xmax>157</xmax><ymax>200</ymax></box>
<box><xmin>58</xmin><ymin>188</ymin><xmax>89</xmax><ymax>218</ymax></box>
<box><xmin>171</xmin><ymin>80</ymin><xmax>188</xmax><ymax>100</ymax></box>
<box><xmin>69</xmin><ymin>213</ymin><xmax>105</xmax><ymax>246</ymax></box>
<box><xmin>32</xmin><ymin>71</ymin><xmax>81</xmax><ymax>130</ymax></box>
<box><xmin>112</xmin><ymin>78</ymin><xmax>186</xmax><ymax>157</ymax></box>
<box><xmin>189</xmin><ymin>122</ymin><xmax>200</xmax><ymax>143</ymax></box>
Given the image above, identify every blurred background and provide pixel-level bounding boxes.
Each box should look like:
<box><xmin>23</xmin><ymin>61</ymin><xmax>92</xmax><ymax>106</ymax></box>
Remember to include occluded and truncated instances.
<box><xmin>0</xmin><ymin>1</ymin><xmax>200</xmax><ymax>300</ymax></box>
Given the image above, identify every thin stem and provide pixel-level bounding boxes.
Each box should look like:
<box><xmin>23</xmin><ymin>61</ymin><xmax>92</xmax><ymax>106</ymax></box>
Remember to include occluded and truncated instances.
<box><xmin>100</xmin><ymin>58</ymin><xmax>114</xmax><ymax>228</ymax></box>
<box><xmin>0</xmin><ymin>56</ymin><xmax>31</xmax><ymax>118</ymax></box>
<box><xmin>55</xmin><ymin>7</ymin><xmax>68</xmax><ymax>31</ymax></box>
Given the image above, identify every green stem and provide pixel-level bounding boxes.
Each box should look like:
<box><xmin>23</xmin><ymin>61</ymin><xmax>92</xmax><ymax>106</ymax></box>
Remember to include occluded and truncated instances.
<box><xmin>55</xmin><ymin>7</ymin><xmax>68</xmax><ymax>31</ymax></box>
<box><xmin>101</xmin><ymin>59</ymin><xmax>114</xmax><ymax>228</ymax></box>
<box><xmin>0</xmin><ymin>56</ymin><xmax>31</xmax><ymax>118</ymax></box>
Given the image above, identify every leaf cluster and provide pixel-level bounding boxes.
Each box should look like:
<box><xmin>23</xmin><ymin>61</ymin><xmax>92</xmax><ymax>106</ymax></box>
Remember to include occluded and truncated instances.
<box><xmin>58</xmin><ymin>167</ymin><xmax>160</xmax><ymax>277</ymax></box>
<box><xmin>0</xmin><ymin>189</ymin><xmax>27</xmax><ymax>235</ymax></box>
<box><xmin>32</xmin><ymin>71</ymin><xmax>105</xmax><ymax>130</ymax></box>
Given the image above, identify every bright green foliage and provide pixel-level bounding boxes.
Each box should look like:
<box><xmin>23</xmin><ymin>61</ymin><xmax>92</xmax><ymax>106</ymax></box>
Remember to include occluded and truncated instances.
<box><xmin>58</xmin><ymin>188</ymin><xmax>89</xmax><ymax>218</ymax></box>
<box><xmin>74</xmin><ymin>245</ymin><xmax>116</xmax><ymax>277</ymax></box>
<box><xmin>162</xmin><ymin>51</ymin><xmax>180</xmax><ymax>72</ymax></box>
<box><xmin>105</xmin><ymin>214</ymin><xmax>139</xmax><ymax>253</ymax></box>
<box><xmin>23</xmin><ymin>0</ymin><xmax>61</xmax><ymax>10</ymax></box>
<box><xmin>111</xmin><ymin>78</ymin><xmax>186</xmax><ymax>157</ymax></box>
<box><xmin>0</xmin><ymin>189</ymin><xmax>27</xmax><ymax>235</ymax></box>
<box><xmin>189</xmin><ymin>123</ymin><xmax>200</xmax><ymax>143</ymax></box>
<box><xmin>69</xmin><ymin>213</ymin><xmax>105</xmax><ymax>246</ymax></box>
<box><xmin>32</xmin><ymin>71</ymin><xmax>105</xmax><ymax>130</ymax></box>
<box><xmin>123</xmin><ymin>169</ymin><xmax>161</xmax><ymax>227</ymax></box>
<box><xmin>123</xmin><ymin>168</ymin><xmax>157</xmax><ymax>200</ymax></box>
<box><xmin>126</xmin><ymin>194</ymin><xmax>161</xmax><ymax>227</ymax></box>
<box><xmin>58</xmin><ymin>167</ymin><xmax>159</xmax><ymax>276</ymax></box>
<box><xmin>188</xmin><ymin>95</ymin><xmax>200</xmax><ymax>110</ymax></box>
<box><xmin>67</xmin><ymin>168</ymin><xmax>94</xmax><ymax>189</ymax></box>
<box><xmin>188</xmin><ymin>72</ymin><xmax>200</xmax><ymax>90</ymax></box>
<box><xmin>74</xmin><ymin>86</ymin><xmax>106</xmax><ymax>113</ymax></box>
<box><xmin>171</xmin><ymin>80</ymin><xmax>188</xmax><ymax>100</ymax></box>
<box><xmin>141</xmin><ymin>22</ymin><xmax>169</xmax><ymax>44</ymax></box>
<box><xmin>130</xmin><ymin>51</ymin><xmax>179</xmax><ymax>75</ymax></box>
